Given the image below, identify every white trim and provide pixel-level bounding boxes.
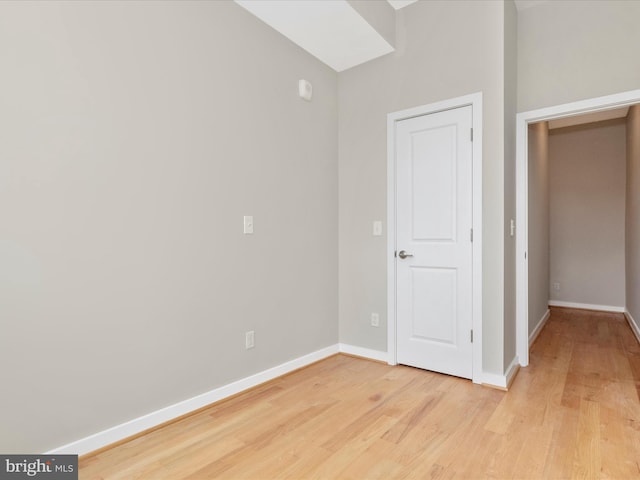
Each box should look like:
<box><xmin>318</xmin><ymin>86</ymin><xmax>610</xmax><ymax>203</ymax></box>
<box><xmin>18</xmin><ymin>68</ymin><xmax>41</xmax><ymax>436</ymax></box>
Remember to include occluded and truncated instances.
<box><xmin>387</xmin><ymin>92</ymin><xmax>483</xmax><ymax>383</ymax></box>
<box><xmin>505</xmin><ymin>356</ymin><xmax>520</xmax><ymax>389</ymax></box>
<box><xmin>529</xmin><ymin>309</ymin><xmax>550</xmax><ymax>346</ymax></box>
<box><xmin>387</xmin><ymin>108</ymin><xmax>397</xmax><ymax>366</ymax></box>
<box><xmin>548</xmin><ymin>300</ymin><xmax>625</xmax><ymax>313</ymax></box>
<box><xmin>471</xmin><ymin>95</ymin><xmax>483</xmax><ymax>384</ymax></box>
<box><xmin>47</xmin><ymin>344</ymin><xmax>339</xmax><ymax>456</ymax></box>
<box><xmin>625</xmin><ymin>310</ymin><xmax>640</xmax><ymax>344</ymax></box>
<box><xmin>515</xmin><ymin>112</ymin><xmax>529</xmax><ymax>366</ymax></box>
<box><xmin>516</xmin><ymin>88</ymin><xmax>640</xmax><ymax>367</ymax></box>
<box><xmin>481</xmin><ymin>372</ymin><xmax>508</xmax><ymax>389</ymax></box>
<box><xmin>482</xmin><ymin>356</ymin><xmax>519</xmax><ymax>390</ymax></box>
<box><xmin>339</xmin><ymin>343</ymin><xmax>388</xmax><ymax>362</ymax></box>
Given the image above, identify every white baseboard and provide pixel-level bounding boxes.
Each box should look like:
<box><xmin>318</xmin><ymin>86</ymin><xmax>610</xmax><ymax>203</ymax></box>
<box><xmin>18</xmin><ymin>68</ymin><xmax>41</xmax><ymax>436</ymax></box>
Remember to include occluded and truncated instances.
<box><xmin>548</xmin><ymin>300</ymin><xmax>625</xmax><ymax>313</ymax></box>
<box><xmin>625</xmin><ymin>310</ymin><xmax>640</xmax><ymax>344</ymax></box>
<box><xmin>505</xmin><ymin>356</ymin><xmax>520</xmax><ymax>389</ymax></box>
<box><xmin>47</xmin><ymin>344</ymin><xmax>340</xmax><ymax>456</ymax></box>
<box><xmin>338</xmin><ymin>343</ymin><xmax>388</xmax><ymax>363</ymax></box>
<box><xmin>482</xmin><ymin>356</ymin><xmax>519</xmax><ymax>390</ymax></box>
<box><xmin>481</xmin><ymin>371</ymin><xmax>507</xmax><ymax>389</ymax></box>
<box><xmin>339</xmin><ymin>343</ymin><xmax>514</xmax><ymax>389</ymax></box>
<box><xmin>529</xmin><ymin>309</ymin><xmax>550</xmax><ymax>347</ymax></box>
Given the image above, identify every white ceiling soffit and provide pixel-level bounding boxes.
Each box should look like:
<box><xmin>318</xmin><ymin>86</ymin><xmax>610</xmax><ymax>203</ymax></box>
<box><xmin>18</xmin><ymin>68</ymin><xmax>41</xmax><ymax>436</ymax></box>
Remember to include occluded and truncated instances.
<box><xmin>548</xmin><ymin>106</ymin><xmax>630</xmax><ymax>130</ymax></box>
<box><xmin>387</xmin><ymin>0</ymin><xmax>418</xmax><ymax>9</ymax></box>
<box><xmin>235</xmin><ymin>0</ymin><xmax>394</xmax><ymax>72</ymax></box>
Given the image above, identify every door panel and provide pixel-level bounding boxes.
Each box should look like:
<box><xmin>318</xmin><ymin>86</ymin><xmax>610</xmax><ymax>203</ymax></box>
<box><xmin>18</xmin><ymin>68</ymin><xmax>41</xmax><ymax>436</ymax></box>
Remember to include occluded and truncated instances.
<box><xmin>396</xmin><ymin>105</ymin><xmax>473</xmax><ymax>379</ymax></box>
<box><xmin>411</xmin><ymin>125</ymin><xmax>457</xmax><ymax>241</ymax></box>
<box><xmin>410</xmin><ymin>267</ymin><xmax>457</xmax><ymax>344</ymax></box>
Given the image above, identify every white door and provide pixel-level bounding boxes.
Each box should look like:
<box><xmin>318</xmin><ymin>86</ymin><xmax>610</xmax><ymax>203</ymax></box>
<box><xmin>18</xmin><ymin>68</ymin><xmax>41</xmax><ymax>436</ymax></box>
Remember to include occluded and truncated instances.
<box><xmin>395</xmin><ymin>105</ymin><xmax>473</xmax><ymax>379</ymax></box>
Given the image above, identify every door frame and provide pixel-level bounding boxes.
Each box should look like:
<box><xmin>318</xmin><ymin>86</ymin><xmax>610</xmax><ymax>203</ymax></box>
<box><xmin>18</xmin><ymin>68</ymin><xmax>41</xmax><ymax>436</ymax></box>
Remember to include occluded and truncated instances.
<box><xmin>387</xmin><ymin>92</ymin><xmax>483</xmax><ymax>384</ymax></box>
<box><xmin>515</xmin><ymin>88</ymin><xmax>640</xmax><ymax>367</ymax></box>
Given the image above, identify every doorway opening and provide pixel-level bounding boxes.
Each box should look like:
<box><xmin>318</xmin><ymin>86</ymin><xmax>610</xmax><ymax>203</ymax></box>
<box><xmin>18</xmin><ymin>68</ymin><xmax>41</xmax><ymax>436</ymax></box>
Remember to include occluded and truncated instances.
<box><xmin>516</xmin><ymin>89</ymin><xmax>640</xmax><ymax>366</ymax></box>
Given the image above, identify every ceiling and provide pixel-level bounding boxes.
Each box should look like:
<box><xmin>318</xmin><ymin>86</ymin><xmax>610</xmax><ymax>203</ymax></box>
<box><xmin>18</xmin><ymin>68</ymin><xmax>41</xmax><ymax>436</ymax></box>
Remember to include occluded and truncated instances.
<box><xmin>235</xmin><ymin>0</ymin><xmax>552</xmax><ymax>73</ymax></box>
<box><xmin>548</xmin><ymin>107</ymin><xmax>630</xmax><ymax>130</ymax></box>
<box><xmin>235</xmin><ymin>1</ymin><xmax>394</xmax><ymax>72</ymax></box>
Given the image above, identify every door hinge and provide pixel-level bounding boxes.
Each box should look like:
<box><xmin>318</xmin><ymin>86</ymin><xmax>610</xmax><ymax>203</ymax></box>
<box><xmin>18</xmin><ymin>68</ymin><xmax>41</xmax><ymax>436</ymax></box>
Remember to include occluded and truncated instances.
<box><xmin>470</xmin><ymin>329</ymin><xmax>474</xmax><ymax>343</ymax></box>
<box><xmin>470</xmin><ymin>128</ymin><xmax>473</xmax><ymax>142</ymax></box>
<box><xmin>470</xmin><ymin>228</ymin><xmax>473</xmax><ymax>242</ymax></box>
<box><xmin>525</xmin><ymin>251</ymin><xmax>527</xmax><ymax>259</ymax></box>
<box><xmin>394</xmin><ymin>250</ymin><xmax>397</xmax><ymax>258</ymax></box>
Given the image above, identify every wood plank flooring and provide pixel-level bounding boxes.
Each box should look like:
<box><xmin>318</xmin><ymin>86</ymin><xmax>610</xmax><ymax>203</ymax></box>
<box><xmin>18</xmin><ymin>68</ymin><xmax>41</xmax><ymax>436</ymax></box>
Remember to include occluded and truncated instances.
<box><xmin>79</xmin><ymin>308</ymin><xmax>640</xmax><ymax>479</ymax></box>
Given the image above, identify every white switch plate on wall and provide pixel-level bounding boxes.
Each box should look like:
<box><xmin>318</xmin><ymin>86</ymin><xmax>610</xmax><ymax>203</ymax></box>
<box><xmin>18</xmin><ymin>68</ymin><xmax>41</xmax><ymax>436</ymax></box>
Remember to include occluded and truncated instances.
<box><xmin>373</xmin><ymin>221</ymin><xmax>382</xmax><ymax>236</ymax></box>
<box><xmin>245</xmin><ymin>330</ymin><xmax>255</xmax><ymax>349</ymax></box>
<box><xmin>243</xmin><ymin>216</ymin><xmax>254</xmax><ymax>234</ymax></box>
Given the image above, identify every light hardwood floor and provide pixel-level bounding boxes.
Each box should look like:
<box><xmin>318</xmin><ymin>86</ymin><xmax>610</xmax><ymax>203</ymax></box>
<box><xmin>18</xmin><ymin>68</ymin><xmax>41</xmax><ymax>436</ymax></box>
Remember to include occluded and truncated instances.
<box><xmin>79</xmin><ymin>308</ymin><xmax>640</xmax><ymax>479</ymax></box>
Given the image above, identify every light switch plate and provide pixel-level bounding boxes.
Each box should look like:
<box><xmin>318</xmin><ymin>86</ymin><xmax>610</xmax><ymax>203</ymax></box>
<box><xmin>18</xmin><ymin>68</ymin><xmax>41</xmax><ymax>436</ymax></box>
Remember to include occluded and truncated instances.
<box><xmin>244</xmin><ymin>216</ymin><xmax>254</xmax><ymax>234</ymax></box>
<box><xmin>245</xmin><ymin>330</ymin><xmax>255</xmax><ymax>349</ymax></box>
<box><xmin>373</xmin><ymin>221</ymin><xmax>382</xmax><ymax>236</ymax></box>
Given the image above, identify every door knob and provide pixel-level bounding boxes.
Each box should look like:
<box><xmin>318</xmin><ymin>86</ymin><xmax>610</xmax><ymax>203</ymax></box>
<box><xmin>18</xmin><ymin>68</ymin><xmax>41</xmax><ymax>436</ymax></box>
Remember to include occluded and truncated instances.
<box><xmin>398</xmin><ymin>250</ymin><xmax>413</xmax><ymax>259</ymax></box>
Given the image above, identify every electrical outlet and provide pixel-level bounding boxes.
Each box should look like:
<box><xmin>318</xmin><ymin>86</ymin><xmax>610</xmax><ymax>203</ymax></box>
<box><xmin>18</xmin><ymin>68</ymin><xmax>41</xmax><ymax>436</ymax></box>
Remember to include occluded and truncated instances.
<box><xmin>553</xmin><ymin>282</ymin><xmax>560</xmax><ymax>291</ymax></box>
<box><xmin>245</xmin><ymin>330</ymin><xmax>255</xmax><ymax>349</ymax></box>
<box><xmin>371</xmin><ymin>313</ymin><xmax>379</xmax><ymax>327</ymax></box>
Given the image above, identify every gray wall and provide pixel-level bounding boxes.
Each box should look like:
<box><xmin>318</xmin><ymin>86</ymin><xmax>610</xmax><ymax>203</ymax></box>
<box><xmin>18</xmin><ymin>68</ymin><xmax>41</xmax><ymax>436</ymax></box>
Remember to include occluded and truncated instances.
<box><xmin>627</xmin><ymin>106</ymin><xmax>640</xmax><ymax>324</ymax></box>
<box><xmin>549</xmin><ymin>120</ymin><xmax>626</xmax><ymax>308</ymax></box>
<box><xmin>338</xmin><ymin>0</ymin><xmax>507</xmax><ymax>374</ymax></box>
<box><xmin>518</xmin><ymin>0</ymin><xmax>640</xmax><ymax>112</ymax></box>
<box><xmin>12</xmin><ymin>0</ymin><xmax>639</xmax><ymax>455</ymax></box>
<box><xmin>527</xmin><ymin>122</ymin><xmax>550</xmax><ymax>333</ymax></box>
<box><xmin>503</xmin><ymin>0</ymin><xmax>518</xmax><ymax>369</ymax></box>
<box><xmin>0</xmin><ymin>1</ymin><xmax>338</xmax><ymax>453</ymax></box>
<box><xmin>347</xmin><ymin>0</ymin><xmax>396</xmax><ymax>48</ymax></box>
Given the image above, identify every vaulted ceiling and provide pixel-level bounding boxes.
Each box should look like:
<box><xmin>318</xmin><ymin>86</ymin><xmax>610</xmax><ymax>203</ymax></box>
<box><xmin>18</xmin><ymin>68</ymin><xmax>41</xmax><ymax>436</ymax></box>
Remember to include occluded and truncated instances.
<box><xmin>235</xmin><ymin>1</ymin><xmax>550</xmax><ymax>72</ymax></box>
